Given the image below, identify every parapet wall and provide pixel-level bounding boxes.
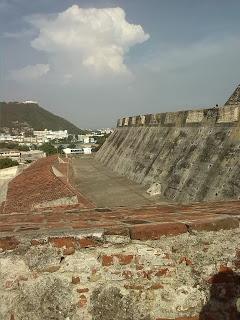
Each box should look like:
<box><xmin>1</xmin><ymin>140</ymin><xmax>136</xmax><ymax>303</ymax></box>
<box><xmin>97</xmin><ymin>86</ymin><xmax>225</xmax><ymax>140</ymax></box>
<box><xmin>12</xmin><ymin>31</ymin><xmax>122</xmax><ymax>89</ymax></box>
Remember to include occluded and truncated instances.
<box><xmin>97</xmin><ymin>104</ymin><xmax>240</xmax><ymax>203</ymax></box>
<box><xmin>1</xmin><ymin>201</ymin><xmax>240</xmax><ymax>319</ymax></box>
<box><xmin>117</xmin><ymin>105</ymin><xmax>240</xmax><ymax>128</ymax></box>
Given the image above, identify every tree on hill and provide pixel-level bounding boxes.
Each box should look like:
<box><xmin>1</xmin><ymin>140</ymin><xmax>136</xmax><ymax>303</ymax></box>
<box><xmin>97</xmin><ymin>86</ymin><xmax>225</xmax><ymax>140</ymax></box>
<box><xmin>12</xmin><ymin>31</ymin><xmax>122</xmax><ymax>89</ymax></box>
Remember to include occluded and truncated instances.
<box><xmin>0</xmin><ymin>142</ymin><xmax>29</xmax><ymax>151</ymax></box>
<box><xmin>57</xmin><ymin>145</ymin><xmax>64</xmax><ymax>154</ymax></box>
<box><xmin>39</xmin><ymin>143</ymin><xmax>57</xmax><ymax>156</ymax></box>
<box><xmin>67</xmin><ymin>143</ymin><xmax>76</xmax><ymax>149</ymax></box>
<box><xmin>18</xmin><ymin>145</ymin><xmax>30</xmax><ymax>151</ymax></box>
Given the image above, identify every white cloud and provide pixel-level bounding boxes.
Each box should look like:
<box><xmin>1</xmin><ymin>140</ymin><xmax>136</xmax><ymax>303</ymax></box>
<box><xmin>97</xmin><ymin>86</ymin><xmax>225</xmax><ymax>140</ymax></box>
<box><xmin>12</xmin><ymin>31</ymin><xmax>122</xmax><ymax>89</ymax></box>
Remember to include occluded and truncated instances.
<box><xmin>11</xmin><ymin>64</ymin><xmax>50</xmax><ymax>81</ymax></box>
<box><xmin>29</xmin><ymin>5</ymin><xmax>149</xmax><ymax>75</ymax></box>
<box><xmin>2</xmin><ymin>29</ymin><xmax>35</xmax><ymax>39</ymax></box>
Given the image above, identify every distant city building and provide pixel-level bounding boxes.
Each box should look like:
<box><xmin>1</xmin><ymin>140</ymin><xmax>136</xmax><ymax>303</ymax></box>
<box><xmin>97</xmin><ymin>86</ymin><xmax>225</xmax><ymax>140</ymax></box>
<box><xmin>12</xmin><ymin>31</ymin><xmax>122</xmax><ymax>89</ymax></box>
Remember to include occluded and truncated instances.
<box><xmin>63</xmin><ymin>147</ymin><xmax>92</xmax><ymax>157</ymax></box>
<box><xmin>83</xmin><ymin>147</ymin><xmax>92</xmax><ymax>154</ymax></box>
<box><xmin>0</xmin><ymin>149</ymin><xmax>45</xmax><ymax>162</ymax></box>
<box><xmin>0</xmin><ymin>129</ymin><xmax>68</xmax><ymax>145</ymax></box>
<box><xmin>0</xmin><ymin>149</ymin><xmax>21</xmax><ymax>160</ymax></box>
<box><xmin>99</xmin><ymin>128</ymin><xmax>114</xmax><ymax>134</ymax></box>
<box><xmin>0</xmin><ymin>134</ymin><xmax>43</xmax><ymax>145</ymax></box>
<box><xmin>33</xmin><ymin>129</ymin><xmax>68</xmax><ymax>142</ymax></box>
<box><xmin>78</xmin><ymin>135</ymin><xmax>96</xmax><ymax>144</ymax></box>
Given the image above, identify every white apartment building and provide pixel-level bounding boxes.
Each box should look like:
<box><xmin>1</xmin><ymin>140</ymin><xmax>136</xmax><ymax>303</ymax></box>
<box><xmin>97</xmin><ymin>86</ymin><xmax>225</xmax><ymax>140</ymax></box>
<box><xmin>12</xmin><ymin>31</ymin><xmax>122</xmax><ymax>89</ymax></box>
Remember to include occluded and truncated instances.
<box><xmin>78</xmin><ymin>135</ymin><xmax>96</xmax><ymax>144</ymax></box>
<box><xmin>0</xmin><ymin>134</ymin><xmax>12</xmax><ymax>142</ymax></box>
<box><xmin>0</xmin><ymin>149</ymin><xmax>21</xmax><ymax>160</ymax></box>
<box><xmin>33</xmin><ymin>129</ymin><xmax>68</xmax><ymax>141</ymax></box>
<box><xmin>99</xmin><ymin>128</ymin><xmax>114</xmax><ymax>134</ymax></box>
<box><xmin>0</xmin><ymin>134</ymin><xmax>44</xmax><ymax>145</ymax></box>
<box><xmin>63</xmin><ymin>147</ymin><xmax>92</xmax><ymax>156</ymax></box>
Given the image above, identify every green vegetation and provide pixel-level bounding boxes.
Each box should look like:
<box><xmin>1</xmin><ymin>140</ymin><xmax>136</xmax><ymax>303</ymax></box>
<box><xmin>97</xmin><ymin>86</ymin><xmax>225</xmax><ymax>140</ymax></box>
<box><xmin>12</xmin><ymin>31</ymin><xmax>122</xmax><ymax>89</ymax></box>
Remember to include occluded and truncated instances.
<box><xmin>0</xmin><ymin>142</ymin><xmax>29</xmax><ymax>151</ymax></box>
<box><xmin>67</xmin><ymin>143</ymin><xmax>76</xmax><ymax>149</ymax></box>
<box><xmin>93</xmin><ymin>133</ymin><xmax>111</xmax><ymax>152</ymax></box>
<box><xmin>57</xmin><ymin>145</ymin><xmax>64</xmax><ymax>154</ymax></box>
<box><xmin>0</xmin><ymin>101</ymin><xmax>83</xmax><ymax>134</ymax></box>
<box><xmin>0</xmin><ymin>158</ymin><xmax>19</xmax><ymax>169</ymax></box>
<box><xmin>39</xmin><ymin>142</ymin><xmax>57</xmax><ymax>156</ymax></box>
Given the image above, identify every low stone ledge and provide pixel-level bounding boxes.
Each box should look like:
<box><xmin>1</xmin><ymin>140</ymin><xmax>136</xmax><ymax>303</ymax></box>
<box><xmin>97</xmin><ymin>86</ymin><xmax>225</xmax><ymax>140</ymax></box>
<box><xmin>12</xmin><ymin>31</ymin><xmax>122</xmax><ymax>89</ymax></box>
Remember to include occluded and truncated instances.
<box><xmin>187</xmin><ymin>217</ymin><xmax>239</xmax><ymax>232</ymax></box>
<box><xmin>1</xmin><ymin>201</ymin><xmax>240</xmax><ymax>252</ymax></box>
<box><xmin>129</xmin><ymin>222</ymin><xmax>188</xmax><ymax>240</ymax></box>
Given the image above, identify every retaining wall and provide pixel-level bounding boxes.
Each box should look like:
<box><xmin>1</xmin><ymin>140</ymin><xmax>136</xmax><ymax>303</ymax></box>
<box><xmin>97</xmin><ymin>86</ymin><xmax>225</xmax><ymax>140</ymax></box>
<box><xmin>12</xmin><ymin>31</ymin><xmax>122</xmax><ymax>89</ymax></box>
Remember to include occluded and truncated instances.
<box><xmin>97</xmin><ymin>105</ymin><xmax>240</xmax><ymax>203</ymax></box>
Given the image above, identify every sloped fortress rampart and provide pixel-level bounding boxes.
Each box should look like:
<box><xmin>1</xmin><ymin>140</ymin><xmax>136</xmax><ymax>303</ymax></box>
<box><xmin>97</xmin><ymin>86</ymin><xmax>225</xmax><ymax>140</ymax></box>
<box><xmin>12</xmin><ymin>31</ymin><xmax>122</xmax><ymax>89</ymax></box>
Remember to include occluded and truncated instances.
<box><xmin>97</xmin><ymin>102</ymin><xmax>240</xmax><ymax>203</ymax></box>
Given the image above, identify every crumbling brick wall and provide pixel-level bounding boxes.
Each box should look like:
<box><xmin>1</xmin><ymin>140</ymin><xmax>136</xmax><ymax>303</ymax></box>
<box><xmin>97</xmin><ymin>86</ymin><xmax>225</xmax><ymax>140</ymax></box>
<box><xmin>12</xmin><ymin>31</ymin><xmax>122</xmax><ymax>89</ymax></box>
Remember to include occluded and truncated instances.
<box><xmin>1</xmin><ymin>203</ymin><xmax>240</xmax><ymax>320</ymax></box>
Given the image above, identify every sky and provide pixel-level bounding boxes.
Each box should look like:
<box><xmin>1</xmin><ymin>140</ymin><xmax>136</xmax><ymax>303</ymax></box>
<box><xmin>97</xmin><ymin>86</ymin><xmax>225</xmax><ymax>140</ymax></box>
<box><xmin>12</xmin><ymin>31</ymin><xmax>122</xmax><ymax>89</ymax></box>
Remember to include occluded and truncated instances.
<box><xmin>1</xmin><ymin>0</ymin><xmax>240</xmax><ymax>129</ymax></box>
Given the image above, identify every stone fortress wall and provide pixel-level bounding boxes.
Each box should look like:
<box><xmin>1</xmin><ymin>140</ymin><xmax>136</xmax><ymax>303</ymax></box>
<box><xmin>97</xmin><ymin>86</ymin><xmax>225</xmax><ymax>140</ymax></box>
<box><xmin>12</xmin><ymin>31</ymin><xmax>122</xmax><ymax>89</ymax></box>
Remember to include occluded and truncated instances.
<box><xmin>96</xmin><ymin>88</ymin><xmax>240</xmax><ymax>203</ymax></box>
<box><xmin>117</xmin><ymin>104</ymin><xmax>240</xmax><ymax>128</ymax></box>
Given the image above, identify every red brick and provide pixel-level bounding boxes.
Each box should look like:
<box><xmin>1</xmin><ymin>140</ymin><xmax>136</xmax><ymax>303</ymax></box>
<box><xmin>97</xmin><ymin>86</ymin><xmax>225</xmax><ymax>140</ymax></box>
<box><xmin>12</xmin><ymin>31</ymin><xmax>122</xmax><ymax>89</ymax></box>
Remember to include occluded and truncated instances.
<box><xmin>140</xmin><ymin>270</ymin><xmax>153</xmax><ymax>280</ymax></box>
<box><xmin>136</xmin><ymin>265</ymin><xmax>144</xmax><ymax>270</ymax></box>
<box><xmin>79</xmin><ymin>237</ymin><xmax>99</xmax><ymax>248</ymax></box>
<box><xmin>155</xmin><ymin>268</ymin><xmax>169</xmax><ymax>277</ymax></box>
<box><xmin>49</xmin><ymin>236</ymin><xmax>77</xmax><ymax>249</ymax></box>
<box><xmin>148</xmin><ymin>283</ymin><xmax>164</xmax><ymax>290</ymax></box>
<box><xmin>122</xmin><ymin>270</ymin><xmax>133</xmax><ymax>279</ymax></box>
<box><xmin>77</xmin><ymin>288</ymin><xmax>89</xmax><ymax>293</ymax></box>
<box><xmin>5</xmin><ymin>280</ymin><xmax>14</xmax><ymax>289</ymax></box>
<box><xmin>78</xmin><ymin>295</ymin><xmax>87</xmax><ymax>308</ymax></box>
<box><xmin>219</xmin><ymin>265</ymin><xmax>233</xmax><ymax>273</ymax></box>
<box><xmin>63</xmin><ymin>247</ymin><xmax>75</xmax><ymax>255</ymax></box>
<box><xmin>130</xmin><ymin>223</ymin><xmax>187</xmax><ymax>240</ymax></box>
<box><xmin>0</xmin><ymin>225</ymin><xmax>15</xmax><ymax>232</ymax></box>
<box><xmin>179</xmin><ymin>257</ymin><xmax>193</xmax><ymax>266</ymax></box>
<box><xmin>3</xmin><ymin>156</ymin><xmax>93</xmax><ymax>214</ymax></box>
<box><xmin>31</xmin><ymin>239</ymin><xmax>46</xmax><ymax>246</ymax></box>
<box><xmin>102</xmin><ymin>255</ymin><xmax>114</xmax><ymax>266</ymax></box>
<box><xmin>116</xmin><ymin>254</ymin><xmax>134</xmax><ymax>265</ymax></box>
<box><xmin>0</xmin><ymin>236</ymin><xmax>20</xmax><ymax>251</ymax></box>
<box><xmin>124</xmin><ymin>284</ymin><xmax>144</xmax><ymax>290</ymax></box>
<box><xmin>72</xmin><ymin>276</ymin><xmax>80</xmax><ymax>284</ymax></box>
<box><xmin>102</xmin><ymin>254</ymin><xmax>134</xmax><ymax>266</ymax></box>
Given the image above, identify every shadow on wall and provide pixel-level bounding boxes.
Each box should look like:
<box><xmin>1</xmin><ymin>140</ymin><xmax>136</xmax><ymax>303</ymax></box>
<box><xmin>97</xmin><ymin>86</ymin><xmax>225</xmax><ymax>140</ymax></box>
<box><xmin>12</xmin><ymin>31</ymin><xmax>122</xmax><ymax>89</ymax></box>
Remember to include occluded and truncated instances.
<box><xmin>199</xmin><ymin>270</ymin><xmax>240</xmax><ymax>320</ymax></box>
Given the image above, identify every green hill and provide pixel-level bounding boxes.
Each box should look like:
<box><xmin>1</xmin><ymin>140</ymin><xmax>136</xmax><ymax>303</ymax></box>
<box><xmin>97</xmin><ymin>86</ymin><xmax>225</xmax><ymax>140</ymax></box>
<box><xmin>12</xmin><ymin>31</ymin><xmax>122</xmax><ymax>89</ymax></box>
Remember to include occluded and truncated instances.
<box><xmin>0</xmin><ymin>101</ymin><xmax>83</xmax><ymax>134</ymax></box>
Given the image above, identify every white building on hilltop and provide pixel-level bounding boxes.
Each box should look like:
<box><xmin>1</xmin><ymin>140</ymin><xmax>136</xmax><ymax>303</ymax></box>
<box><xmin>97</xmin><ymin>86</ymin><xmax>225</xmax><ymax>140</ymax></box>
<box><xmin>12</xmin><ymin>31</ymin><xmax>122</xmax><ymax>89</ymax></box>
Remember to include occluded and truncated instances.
<box><xmin>23</xmin><ymin>100</ymin><xmax>38</xmax><ymax>104</ymax></box>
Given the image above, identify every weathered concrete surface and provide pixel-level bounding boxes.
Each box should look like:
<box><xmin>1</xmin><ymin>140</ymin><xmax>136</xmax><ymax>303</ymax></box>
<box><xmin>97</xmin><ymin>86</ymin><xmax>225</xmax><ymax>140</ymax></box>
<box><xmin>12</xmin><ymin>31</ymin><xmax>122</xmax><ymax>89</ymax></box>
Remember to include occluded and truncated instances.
<box><xmin>1</xmin><ymin>225</ymin><xmax>240</xmax><ymax>320</ymax></box>
<box><xmin>0</xmin><ymin>166</ymin><xmax>19</xmax><ymax>205</ymax></box>
<box><xmin>70</xmin><ymin>155</ymin><xmax>160</xmax><ymax>207</ymax></box>
<box><xmin>97</xmin><ymin>106</ymin><xmax>240</xmax><ymax>203</ymax></box>
<box><xmin>1</xmin><ymin>199</ymin><xmax>240</xmax><ymax>319</ymax></box>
